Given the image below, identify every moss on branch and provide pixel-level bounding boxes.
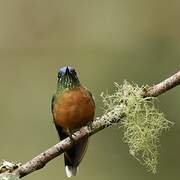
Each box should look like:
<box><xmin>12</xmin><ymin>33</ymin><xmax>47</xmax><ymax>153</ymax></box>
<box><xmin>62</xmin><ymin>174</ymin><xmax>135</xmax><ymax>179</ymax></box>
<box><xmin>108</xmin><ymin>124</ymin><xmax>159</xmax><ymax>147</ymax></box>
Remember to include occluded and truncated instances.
<box><xmin>101</xmin><ymin>81</ymin><xmax>174</xmax><ymax>173</ymax></box>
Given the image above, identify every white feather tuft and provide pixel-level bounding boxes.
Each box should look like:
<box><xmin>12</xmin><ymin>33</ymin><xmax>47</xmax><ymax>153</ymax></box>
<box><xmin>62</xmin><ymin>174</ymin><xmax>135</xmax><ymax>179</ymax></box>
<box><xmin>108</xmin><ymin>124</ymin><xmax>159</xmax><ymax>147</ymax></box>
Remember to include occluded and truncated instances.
<box><xmin>65</xmin><ymin>166</ymin><xmax>78</xmax><ymax>178</ymax></box>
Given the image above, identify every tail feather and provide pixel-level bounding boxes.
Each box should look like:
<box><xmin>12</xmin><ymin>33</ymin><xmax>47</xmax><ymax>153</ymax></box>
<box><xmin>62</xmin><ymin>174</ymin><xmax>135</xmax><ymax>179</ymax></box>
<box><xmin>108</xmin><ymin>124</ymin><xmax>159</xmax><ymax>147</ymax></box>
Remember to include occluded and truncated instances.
<box><xmin>54</xmin><ymin>125</ymin><xmax>89</xmax><ymax>177</ymax></box>
<box><xmin>65</xmin><ymin>166</ymin><xmax>78</xmax><ymax>178</ymax></box>
<box><xmin>64</xmin><ymin>137</ymin><xmax>88</xmax><ymax>177</ymax></box>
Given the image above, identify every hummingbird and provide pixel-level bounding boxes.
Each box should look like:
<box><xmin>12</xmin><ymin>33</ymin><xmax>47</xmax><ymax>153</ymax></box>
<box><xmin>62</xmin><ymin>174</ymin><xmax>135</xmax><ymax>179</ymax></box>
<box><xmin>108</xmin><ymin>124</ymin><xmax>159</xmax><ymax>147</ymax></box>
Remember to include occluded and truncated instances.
<box><xmin>51</xmin><ymin>66</ymin><xmax>95</xmax><ymax>177</ymax></box>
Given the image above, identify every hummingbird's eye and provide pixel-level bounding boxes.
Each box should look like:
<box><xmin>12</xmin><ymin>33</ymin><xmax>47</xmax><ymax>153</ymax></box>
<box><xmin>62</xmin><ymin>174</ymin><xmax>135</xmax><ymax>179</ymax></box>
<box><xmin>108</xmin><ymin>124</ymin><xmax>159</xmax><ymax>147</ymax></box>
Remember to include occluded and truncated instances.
<box><xmin>58</xmin><ymin>72</ymin><xmax>62</xmax><ymax>78</ymax></box>
<box><xmin>70</xmin><ymin>69</ymin><xmax>76</xmax><ymax>75</ymax></box>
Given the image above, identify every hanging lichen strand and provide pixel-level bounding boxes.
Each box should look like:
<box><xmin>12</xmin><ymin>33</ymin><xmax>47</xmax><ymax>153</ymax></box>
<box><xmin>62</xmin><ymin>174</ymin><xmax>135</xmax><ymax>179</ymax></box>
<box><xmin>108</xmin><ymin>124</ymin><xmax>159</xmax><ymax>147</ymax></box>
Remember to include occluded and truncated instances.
<box><xmin>101</xmin><ymin>81</ymin><xmax>174</xmax><ymax>173</ymax></box>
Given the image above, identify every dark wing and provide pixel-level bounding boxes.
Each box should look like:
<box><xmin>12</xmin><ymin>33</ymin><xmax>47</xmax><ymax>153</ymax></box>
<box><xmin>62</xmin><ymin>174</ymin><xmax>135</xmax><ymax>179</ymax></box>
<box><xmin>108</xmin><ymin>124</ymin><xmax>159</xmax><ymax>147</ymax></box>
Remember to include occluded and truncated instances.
<box><xmin>87</xmin><ymin>89</ymin><xmax>95</xmax><ymax>108</ymax></box>
<box><xmin>51</xmin><ymin>94</ymin><xmax>56</xmax><ymax>113</ymax></box>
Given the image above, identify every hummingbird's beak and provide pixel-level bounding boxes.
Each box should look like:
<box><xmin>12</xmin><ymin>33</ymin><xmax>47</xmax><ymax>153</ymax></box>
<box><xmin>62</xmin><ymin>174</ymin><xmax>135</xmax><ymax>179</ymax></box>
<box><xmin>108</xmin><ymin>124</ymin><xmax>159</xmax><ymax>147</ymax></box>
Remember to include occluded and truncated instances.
<box><xmin>65</xmin><ymin>67</ymin><xmax>70</xmax><ymax>74</ymax></box>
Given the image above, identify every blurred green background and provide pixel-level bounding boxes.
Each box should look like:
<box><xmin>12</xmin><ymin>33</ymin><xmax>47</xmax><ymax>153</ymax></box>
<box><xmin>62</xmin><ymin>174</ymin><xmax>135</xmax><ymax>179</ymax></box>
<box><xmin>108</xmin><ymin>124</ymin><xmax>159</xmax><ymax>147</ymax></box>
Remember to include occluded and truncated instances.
<box><xmin>0</xmin><ymin>1</ymin><xmax>179</xmax><ymax>180</ymax></box>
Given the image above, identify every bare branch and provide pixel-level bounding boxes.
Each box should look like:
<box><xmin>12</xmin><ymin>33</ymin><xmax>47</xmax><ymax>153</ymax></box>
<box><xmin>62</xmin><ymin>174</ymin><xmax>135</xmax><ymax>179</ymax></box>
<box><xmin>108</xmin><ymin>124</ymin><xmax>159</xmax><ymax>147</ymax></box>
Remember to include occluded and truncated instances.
<box><xmin>143</xmin><ymin>70</ymin><xmax>180</xmax><ymax>97</ymax></box>
<box><xmin>6</xmin><ymin>70</ymin><xmax>180</xmax><ymax>178</ymax></box>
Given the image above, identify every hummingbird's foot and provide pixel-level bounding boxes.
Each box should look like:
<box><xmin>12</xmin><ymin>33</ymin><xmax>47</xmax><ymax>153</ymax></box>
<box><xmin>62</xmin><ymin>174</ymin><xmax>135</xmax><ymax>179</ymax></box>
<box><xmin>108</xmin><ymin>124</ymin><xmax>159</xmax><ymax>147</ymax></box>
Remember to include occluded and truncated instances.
<box><xmin>67</xmin><ymin>129</ymin><xmax>75</xmax><ymax>142</ymax></box>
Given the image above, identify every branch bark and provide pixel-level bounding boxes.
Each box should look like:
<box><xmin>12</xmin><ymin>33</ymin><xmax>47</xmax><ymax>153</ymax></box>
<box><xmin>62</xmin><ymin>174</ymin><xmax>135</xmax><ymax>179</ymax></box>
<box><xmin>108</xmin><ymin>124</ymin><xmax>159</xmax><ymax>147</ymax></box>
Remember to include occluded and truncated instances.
<box><xmin>14</xmin><ymin>119</ymin><xmax>112</xmax><ymax>178</ymax></box>
<box><xmin>143</xmin><ymin>70</ymin><xmax>180</xmax><ymax>97</ymax></box>
<box><xmin>7</xmin><ymin>70</ymin><xmax>180</xmax><ymax>178</ymax></box>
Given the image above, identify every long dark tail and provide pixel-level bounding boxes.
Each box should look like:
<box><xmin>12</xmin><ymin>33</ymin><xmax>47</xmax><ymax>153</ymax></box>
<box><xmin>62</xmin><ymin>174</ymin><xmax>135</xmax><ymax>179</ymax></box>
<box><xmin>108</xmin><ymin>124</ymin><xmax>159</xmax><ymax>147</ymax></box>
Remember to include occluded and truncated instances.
<box><xmin>64</xmin><ymin>137</ymin><xmax>88</xmax><ymax>177</ymax></box>
<box><xmin>55</xmin><ymin>124</ymin><xmax>89</xmax><ymax>177</ymax></box>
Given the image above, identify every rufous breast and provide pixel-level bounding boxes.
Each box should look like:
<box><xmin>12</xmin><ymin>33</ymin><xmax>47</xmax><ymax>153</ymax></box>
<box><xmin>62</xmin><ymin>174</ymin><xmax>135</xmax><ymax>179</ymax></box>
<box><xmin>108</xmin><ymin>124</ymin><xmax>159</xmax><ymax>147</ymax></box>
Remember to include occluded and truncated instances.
<box><xmin>53</xmin><ymin>87</ymin><xmax>95</xmax><ymax>130</ymax></box>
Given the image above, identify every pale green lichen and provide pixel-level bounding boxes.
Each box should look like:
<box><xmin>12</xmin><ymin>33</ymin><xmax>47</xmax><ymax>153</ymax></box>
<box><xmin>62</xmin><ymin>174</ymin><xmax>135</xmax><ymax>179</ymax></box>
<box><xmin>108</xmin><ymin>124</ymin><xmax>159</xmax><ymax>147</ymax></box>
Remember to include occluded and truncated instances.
<box><xmin>0</xmin><ymin>173</ymin><xmax>19</xmax><ymax>180</ymax></box>
<box><xmin>101</xmin><ymin>81</ymin><xmax>174</xmax><ymax>173</ymax></box>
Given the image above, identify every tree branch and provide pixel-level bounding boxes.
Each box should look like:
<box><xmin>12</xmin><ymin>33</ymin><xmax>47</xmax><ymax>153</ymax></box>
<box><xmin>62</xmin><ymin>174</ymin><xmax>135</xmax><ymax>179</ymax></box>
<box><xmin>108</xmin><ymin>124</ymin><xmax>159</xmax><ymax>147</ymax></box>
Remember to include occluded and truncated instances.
<box><xmin>143</xmin><ymin>70</ymin><xmax>180</xmax><ymax>97</ymax></box>
<box><xmin>5</xmin><ymin>70</ymin><xmax>180</xmax><ymax>178</ymax></box>
<box><xmin>14</xmin><ymin>118</ymin><xmax>113</xmax><ymax>178</ymax></box>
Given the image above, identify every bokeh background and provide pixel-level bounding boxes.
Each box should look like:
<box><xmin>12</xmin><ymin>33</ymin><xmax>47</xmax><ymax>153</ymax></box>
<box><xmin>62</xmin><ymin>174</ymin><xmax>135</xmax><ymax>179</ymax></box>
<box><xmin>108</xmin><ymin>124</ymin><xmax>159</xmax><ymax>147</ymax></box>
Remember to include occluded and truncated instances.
<box><xmin>0</xmin><ymin>1</ymin><xmax>179</xmax><ymax>180</ymax></box>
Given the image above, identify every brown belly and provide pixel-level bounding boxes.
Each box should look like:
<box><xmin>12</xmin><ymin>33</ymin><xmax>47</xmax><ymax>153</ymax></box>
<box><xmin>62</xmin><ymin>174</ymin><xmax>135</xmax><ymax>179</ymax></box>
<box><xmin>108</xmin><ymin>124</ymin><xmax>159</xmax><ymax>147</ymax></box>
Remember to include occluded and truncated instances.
<box><xmin>53</xmin><ymin>87</ymin><xmax>95</xmax><ymax>130</ymax></box>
